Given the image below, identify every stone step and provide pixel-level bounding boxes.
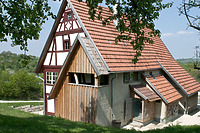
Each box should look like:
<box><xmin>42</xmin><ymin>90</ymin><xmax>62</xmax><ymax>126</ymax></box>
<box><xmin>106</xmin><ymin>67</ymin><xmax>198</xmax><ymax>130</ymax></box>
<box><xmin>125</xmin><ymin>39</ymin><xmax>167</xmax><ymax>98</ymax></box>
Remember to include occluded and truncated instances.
<box><xmin>129</xmin><ymin>121</ymin><xmax>143</xmax><ymax>128</ymax></box>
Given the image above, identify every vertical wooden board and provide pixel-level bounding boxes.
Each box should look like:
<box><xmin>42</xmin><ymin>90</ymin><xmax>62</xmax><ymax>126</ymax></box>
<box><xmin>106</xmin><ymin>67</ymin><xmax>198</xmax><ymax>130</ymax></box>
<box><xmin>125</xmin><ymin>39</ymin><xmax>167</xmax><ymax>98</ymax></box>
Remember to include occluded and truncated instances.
<box><xmin>75</xmin><ymin>85</ymin><xmax>77</xmax><ymax>121</ymax></box>
<box><xmin>89</xmin><ymin>87</ymin><xmax>92</xmax><ymax>123</ymax></box>
<box><xmin>77</xmin><ymin>85</ymin><xmax>79</xmax><ymax>121</ymax></box>
<box><xmin>94</xmin><ymin>88</ymin><xmax>97</xmax><ymax>124</ymax></box>
<box><xmin>70</xmin><ymin>85</ymin><xmax>72</xmax><ymax>120</ymax></box>
<box><xmin>91</xmin><ymin>88</ymin><xmax>95</xmax><ymax>123</ymax></box>
<box><xmin>84</xmin><ymin>86</ymin><xmax>87</xmax><ymax>122</ymax></box>
<box><xmin>72</xmin><ymin>85</ymin><xmax>75</xmax><ymax>121</ymax></box>
<box><xmin>81</xmin><ymin>85</ymin><xmax>84</xmax><ymax>121</ymax></box>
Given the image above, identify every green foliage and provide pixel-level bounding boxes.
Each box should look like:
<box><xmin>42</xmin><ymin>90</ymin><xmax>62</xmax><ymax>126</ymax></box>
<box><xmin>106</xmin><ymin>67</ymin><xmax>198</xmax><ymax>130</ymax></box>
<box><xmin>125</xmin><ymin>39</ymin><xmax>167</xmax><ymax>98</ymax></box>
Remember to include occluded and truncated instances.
<box><xmin>0</xmin><ymin>69</ymin><xmax>42</xmax><ymax>100</ymax></box>
<box><xmin>177</xmin><ymin>60</ymin><xmax>200</xmax><ymax>82</ymax></box>
<box><xmin>78</xmin><ymin>0</ymin><xmax>173</xmax><ymax>63</ymax></box>
<box><xmin>0</xmin><ymin>0</ymin><xmax>58</xmax><ymax>52</ymax></box>
<box><xmin>0</xmin><ymin>102</ymin><xmax>200</xmax><ymax>133</ymax></box>
<box><xmin>0</xmin><ymin>51</ymin><xmax>38</xmax><ymax>73</ymax></box>
<box><xmin>0</xmin><ymin>51</ymin><xmax>43</xmax><ymax>100</ymax></box>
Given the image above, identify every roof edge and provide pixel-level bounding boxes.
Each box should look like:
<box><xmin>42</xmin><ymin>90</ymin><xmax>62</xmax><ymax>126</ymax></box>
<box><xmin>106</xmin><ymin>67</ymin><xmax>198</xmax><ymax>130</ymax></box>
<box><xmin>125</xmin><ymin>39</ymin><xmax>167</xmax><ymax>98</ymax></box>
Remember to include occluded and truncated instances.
<box><xmin>146</xmin><ymin>77</ymin><xmax>169</xmax><ymax>104</ymax></box>
<box><xmin>157</xmin><ymin>61</ymin><xmax>189</xmax><ymax>96</ymax></box>
<box><xmin>35</xmin><ymin>0</ymin><xmax>67</xmax><ymax>73</ymax></box>
<box><xmin>68</xmin><ymin>0</ymin><xmax>110</xmax><ymax>72</ymax></box>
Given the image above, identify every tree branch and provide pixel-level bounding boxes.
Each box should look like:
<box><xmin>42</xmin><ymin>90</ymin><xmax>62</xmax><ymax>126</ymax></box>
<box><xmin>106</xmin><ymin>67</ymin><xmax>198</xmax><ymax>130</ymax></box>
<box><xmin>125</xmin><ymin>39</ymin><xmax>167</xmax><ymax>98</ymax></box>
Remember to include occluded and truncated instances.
<box><xmin>183</xmin><ymin>2</ymin><xmax>200</xmax><ymax>31</ymax></box>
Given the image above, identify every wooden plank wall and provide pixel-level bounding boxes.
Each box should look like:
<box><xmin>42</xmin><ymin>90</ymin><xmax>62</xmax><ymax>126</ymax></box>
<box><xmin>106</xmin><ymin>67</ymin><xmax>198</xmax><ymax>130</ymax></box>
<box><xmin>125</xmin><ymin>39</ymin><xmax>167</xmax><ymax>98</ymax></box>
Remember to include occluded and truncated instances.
<box><xmin>55</xmin><ymin>44</ymin><xmax>98</xmax><ymax>123</ymax></box>
<box><xmin>55</xmin><ymin>83</ymin><xmax>98</xmax><ymax>123</ymax></box>
<box><xmin>69</xmin><ymin>44</ymin><xmax>95</xmax><ymax>74</ymax></box>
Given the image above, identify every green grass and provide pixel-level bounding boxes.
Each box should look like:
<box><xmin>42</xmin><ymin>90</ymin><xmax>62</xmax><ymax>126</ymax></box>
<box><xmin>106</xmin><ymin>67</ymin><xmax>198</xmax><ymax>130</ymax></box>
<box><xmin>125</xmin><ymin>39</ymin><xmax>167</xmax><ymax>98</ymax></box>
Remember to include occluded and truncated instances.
<box><xmin>0</xmin><ymin>103</ymin><xmax>200</xmax><ymax>133</ymax></box>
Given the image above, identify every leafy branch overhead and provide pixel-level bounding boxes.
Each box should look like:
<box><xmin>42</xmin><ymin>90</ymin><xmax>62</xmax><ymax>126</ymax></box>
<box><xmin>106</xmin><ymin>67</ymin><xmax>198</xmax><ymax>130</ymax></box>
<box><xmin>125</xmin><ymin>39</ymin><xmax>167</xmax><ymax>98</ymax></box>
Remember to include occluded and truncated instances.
<box><xmin>78</xmin><ymin>0</ymin><xmax>172</xmax><ymax>63</ymax></box>
<box><xmin>179</xmin><ymin>0</ymin><xmax>200</xmax><ymax>31</ymax></box>
<box><xmin>0</xmin><ymin>0</ymin><xmax>56</xmax><ymax>52</ymax></box>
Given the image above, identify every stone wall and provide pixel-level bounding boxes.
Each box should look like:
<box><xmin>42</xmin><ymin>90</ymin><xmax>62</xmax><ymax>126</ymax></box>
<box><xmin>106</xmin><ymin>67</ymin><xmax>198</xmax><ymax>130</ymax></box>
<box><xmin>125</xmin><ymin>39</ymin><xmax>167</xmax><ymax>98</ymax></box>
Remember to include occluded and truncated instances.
<box><xmin>142</xmin><ymin>100</ymin><xmax>154</xmax><ymax>123</ymax></box>
<box><xmin>188</xmin><ymin>93</ymin><xmax>198</xmax><ymax>113</ymax></box>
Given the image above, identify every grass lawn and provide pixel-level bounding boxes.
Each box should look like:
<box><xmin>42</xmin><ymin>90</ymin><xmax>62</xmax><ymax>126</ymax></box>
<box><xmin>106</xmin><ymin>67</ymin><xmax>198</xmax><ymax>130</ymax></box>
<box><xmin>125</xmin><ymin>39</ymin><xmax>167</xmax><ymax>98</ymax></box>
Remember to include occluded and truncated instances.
<box><xmin>0</xmin><ymin>102</ymin><xmax>200</xmax><ymax>133</ymax></box>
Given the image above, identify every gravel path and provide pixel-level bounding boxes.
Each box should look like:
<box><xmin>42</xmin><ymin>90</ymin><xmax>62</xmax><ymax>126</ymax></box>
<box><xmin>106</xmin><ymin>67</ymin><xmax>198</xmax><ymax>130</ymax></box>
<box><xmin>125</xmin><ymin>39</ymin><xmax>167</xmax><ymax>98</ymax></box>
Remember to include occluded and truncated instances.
<box><xmin>0</xmin><ymin>100</ymin><xmax>43</xmax><ymax>103</ymax></box>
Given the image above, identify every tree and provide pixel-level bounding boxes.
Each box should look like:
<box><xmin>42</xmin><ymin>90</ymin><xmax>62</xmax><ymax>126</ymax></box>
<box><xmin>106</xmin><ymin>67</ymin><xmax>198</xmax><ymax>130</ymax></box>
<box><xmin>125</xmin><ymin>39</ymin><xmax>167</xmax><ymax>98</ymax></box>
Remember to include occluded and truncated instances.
<box><xmin>179</xmin><ymin>0</ymin><xmax>200</xmax><ymax>31</ymax></box>
<box><xmin>0</xmin><ymin>0</ymin><xmax>56</xmax><ymax>52</ymax></box>
<box><xmin>79</xmin><ymin>0</ymin><xmax>172</xmax><ymax>63</ymax></box>
<box><xmin>0</xmin><ymin>0</ymin><xmax>172</xmax><ymax>63</ymax></box>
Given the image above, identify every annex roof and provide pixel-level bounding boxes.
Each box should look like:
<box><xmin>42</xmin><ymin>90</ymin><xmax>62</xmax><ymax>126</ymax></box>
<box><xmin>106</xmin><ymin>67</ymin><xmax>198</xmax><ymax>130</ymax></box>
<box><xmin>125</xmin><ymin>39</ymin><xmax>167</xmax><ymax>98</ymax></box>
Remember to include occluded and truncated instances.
<box><xmin>146</xmin><ymin>75</ymin><xmax>182</xmax><ymax>104</ymax></box>
<box><xmin>130</xmin><ymin>85</ymin><xmax>161</xmax><ymax>102</ymax></box>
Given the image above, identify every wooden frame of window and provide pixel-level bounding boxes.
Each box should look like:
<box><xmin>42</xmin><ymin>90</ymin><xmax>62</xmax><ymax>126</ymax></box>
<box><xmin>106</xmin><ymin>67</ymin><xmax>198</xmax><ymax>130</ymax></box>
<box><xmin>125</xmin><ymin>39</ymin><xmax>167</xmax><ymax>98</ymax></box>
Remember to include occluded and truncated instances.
<box><xmin>123</xmin><ymin>73</ymin><xmax>130</xmax><ymax>84</ymax></box>
<box><xmin>46</xmin><ymin>71</ymin><xmax>58</xmax><ymax>85</ymax></box>
<box><xmin>63</xmin><ymin>39</ymin><xmax>71</xmax><ymax>51</ymax></box>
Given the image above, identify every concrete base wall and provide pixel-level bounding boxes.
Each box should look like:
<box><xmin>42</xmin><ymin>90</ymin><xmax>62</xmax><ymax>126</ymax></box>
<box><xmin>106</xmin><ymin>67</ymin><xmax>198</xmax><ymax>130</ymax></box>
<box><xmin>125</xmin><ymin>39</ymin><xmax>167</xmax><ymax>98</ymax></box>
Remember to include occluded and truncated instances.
<box><xmin>96</xmin><ymin>85</ymin><xmax>111</xmax><ymax>127</ymax></box>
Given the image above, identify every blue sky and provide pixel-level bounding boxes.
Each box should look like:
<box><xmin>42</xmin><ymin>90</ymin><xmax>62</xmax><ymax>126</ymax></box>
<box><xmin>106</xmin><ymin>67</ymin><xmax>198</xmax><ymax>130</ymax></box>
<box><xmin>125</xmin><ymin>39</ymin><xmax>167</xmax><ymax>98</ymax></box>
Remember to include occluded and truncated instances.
<box><xmin>0</xmin><ymin>0</ymin><xmax>199</xmax><ymax>59</ymax></box>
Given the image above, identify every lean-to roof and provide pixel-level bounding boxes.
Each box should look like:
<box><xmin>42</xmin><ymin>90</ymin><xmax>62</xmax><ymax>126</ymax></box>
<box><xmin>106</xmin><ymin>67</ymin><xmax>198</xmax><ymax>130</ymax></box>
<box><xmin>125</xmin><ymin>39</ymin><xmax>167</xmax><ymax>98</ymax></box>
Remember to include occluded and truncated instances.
<box><xmin>146</xmin><ymin>75</ymin><xmax>182</xmax><ymax>104</ymax></box>
<box><xmin>130</xmin><ymin>85</ymin><xmax>161</xmax><ymax>102</ymax></box>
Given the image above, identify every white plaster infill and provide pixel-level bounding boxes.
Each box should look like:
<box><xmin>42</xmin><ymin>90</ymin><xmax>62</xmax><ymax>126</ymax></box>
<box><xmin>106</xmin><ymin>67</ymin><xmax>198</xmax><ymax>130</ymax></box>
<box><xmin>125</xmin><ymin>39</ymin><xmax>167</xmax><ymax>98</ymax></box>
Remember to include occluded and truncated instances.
<box><xmin>0</xmin><ymin>100</ymin><xmax>43</xmax><ymax>103</ymax></box>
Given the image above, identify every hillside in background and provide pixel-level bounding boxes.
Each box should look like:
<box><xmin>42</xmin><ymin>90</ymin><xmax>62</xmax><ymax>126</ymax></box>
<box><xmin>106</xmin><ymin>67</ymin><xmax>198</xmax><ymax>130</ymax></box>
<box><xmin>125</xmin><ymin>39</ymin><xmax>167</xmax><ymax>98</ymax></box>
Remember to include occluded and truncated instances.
<box><xmin>0</xmin><ymin>51</ymin><xmax>39</xmax><ymax>73</ymax></box>
<box><xmin>176</xmin><ymin>58</ymin><xmax>194</xmax><ymax>64</ymax></box>
<box><xmin>176</xmin><ymin>58</ymin><xmax>200</xmax><ymax>83</ymax></box>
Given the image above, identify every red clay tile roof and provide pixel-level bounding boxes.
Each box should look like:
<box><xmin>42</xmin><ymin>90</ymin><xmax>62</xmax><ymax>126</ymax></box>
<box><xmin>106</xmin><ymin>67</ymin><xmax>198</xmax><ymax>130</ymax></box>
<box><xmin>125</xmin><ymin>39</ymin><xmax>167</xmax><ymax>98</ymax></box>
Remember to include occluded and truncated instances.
<box><xmin>71</xmin><ymin>0</ymin><xmax>200</xmax><ymax>95</ymax></box>
<box><xmin>131</xmin><ymin>85</ymin><xmax>161</xmax><ymax>102</ymax></box>
<box><xmin>146</xmin><ymin>75</ymin><xmax>182</xmax><ymax>103</ymax></box>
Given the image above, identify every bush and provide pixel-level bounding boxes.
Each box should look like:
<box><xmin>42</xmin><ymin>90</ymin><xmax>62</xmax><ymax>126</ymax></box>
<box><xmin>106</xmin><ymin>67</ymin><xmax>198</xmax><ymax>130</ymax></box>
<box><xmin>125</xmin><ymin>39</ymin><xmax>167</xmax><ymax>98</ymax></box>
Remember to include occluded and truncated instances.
<box><xmin>0</xmin><ymin>69</ymin><xmax>42</xmax><ymax>100</ymax></box>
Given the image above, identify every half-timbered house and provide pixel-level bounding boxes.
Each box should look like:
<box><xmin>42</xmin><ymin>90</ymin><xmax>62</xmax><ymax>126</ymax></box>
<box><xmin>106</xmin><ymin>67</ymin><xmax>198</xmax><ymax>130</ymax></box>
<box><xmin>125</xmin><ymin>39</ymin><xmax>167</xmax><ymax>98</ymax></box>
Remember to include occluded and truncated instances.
<box><xmin>35</xmin><ymin>0</ymin><xmax>200</xmax><ymax>127</ymax></box>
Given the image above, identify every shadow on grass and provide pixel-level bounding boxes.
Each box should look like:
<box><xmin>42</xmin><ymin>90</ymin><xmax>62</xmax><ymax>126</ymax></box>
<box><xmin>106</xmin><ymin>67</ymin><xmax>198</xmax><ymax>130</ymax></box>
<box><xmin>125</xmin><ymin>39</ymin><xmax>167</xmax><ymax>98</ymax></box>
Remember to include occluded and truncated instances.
<box><xmin>0</xmin><ymin>114</ymin><xmax>137</xmax><ymax>133</ymax></box>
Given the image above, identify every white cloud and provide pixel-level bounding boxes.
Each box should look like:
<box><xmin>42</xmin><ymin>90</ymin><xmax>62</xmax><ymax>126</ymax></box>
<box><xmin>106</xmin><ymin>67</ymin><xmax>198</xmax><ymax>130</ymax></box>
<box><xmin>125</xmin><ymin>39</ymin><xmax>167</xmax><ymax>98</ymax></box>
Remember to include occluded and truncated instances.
<box><xmin>176</xmin><ymin>30</ymin><xmax>195</xmax><ymax>35</ymax></box>
<box><xmin>162</xmin><ymin>30</ymin><xmax>195</xmax><ymax>38</ymax></box>
<box><xmin>162</xmin><ymin>32</ymin><xmax>174</xmax><ymax>37</ymax></box>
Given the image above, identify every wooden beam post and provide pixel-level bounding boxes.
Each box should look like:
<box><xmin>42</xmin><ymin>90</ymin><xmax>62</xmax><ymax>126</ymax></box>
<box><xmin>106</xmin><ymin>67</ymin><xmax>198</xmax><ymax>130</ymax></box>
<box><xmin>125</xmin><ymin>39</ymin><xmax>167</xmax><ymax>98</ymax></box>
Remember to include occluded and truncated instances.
<box><xmin>94</xmin><ymin>74</ymin><xmax>99</xmax><ymax>87</ymax></box>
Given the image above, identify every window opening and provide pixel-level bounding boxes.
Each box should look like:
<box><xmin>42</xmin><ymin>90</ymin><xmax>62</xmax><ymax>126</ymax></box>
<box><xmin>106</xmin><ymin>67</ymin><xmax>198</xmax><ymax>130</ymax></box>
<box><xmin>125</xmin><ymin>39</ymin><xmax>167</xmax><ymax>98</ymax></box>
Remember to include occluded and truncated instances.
<box><xmin>123</xmin><ymin>73</ymin><xmax>130</xmax><ymax>83</ymax></box>
<box><xmin>100</xmin><ymin>75</ymin><xmax>109</xmax><ymax>85</ymax></box>
<box><xmin>69</xmin><ymin>73</ymin><xmax>94</xmax><ymax>85</ymax></box>
<box><xmin>68</xmin><ymin>13</ymin><xmax>72</xmax><ymax>20</ymax></box>
<box><xmin>123</xmin><ymin>72</ymin><xmax>142</xmax><ymax>83</ymax></box>
<box><xmin>46</xmin><ymin>72</ymin><xmax>58</xmax><ymax>84</ymax></box>
<box><xmin>64</xmin><ymin>40</ymin><xmax>70</xmax><ymax>50</ymax></box>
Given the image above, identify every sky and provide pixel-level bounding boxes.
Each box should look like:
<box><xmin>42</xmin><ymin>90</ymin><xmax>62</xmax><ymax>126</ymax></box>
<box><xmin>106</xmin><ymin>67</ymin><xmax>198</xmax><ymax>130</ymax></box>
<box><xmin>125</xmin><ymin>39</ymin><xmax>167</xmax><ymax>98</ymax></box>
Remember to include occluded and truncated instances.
<box><xmin>0</xmin><ymin>0</ymin><xmax>199</xmax><ymax>59</ymax></box>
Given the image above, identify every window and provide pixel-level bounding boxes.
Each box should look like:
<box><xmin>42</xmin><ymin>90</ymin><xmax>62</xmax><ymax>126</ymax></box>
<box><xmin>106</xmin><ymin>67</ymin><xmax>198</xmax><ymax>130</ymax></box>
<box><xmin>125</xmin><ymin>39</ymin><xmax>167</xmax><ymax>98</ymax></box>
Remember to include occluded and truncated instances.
<box><xmin>131</xmin><ymin>72</ymin><xmax>142</xmax><ymax>81</ymax></box>
<box><xmin>69</xmin><ymin>73</ymin><xmax>94</xmax><ymax>85</ymax></box>
<box><xmin>68</xmin><ymin>13</ymin><xmax>72</xmax><ymax>20</ymax></box>
<box><xmin>123</xmin><ymin>72</ymin><xmax>142</xmax><ymax>83</ymax></box>
<box><xmin>123</xmin><ymin>73</ymin><xmax>130</xmax><ymax>83</ymax></box>
<box><xmin>46</xmin><ymin>72</ymin><xmax>58</xmax><ymax>84</ymax></box>
<box><xmin>64</xmin><ymin>40</ymin><xmax>70</xmax><ymax>51</ymax></box>
<box><xmin>100</xmin><ymin>75</ymin><xmax>109</xmax><ymax>85</ymax></box>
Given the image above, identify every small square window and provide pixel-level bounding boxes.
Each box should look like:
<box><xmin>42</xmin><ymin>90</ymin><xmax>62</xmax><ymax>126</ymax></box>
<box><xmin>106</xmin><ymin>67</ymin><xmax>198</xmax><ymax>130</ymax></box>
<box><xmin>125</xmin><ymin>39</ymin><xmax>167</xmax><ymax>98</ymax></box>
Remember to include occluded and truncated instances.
<box><xmin>123</xmin><ymin>73</ymin><xmax>130</xmax><ymax>83</ymax></box>
<box><xmin>64</xmin><ymin>40</ymin><xmax>70</xmax><ymax>50</ymax></box>
<box><xmin>68</xmin><ymin>13</ymin><xmax>72</xmax><ymax>20</ymax></box>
